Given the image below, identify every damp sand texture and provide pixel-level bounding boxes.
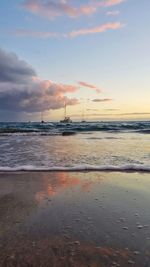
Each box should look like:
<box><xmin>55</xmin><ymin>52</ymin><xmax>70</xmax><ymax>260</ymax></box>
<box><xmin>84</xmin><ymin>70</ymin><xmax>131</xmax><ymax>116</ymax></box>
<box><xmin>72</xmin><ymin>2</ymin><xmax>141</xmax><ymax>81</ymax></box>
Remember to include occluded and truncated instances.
<box><xmin>0</xmin><ymin>171</ymin><xmax>150</xmax><ymax>267</ymax></box>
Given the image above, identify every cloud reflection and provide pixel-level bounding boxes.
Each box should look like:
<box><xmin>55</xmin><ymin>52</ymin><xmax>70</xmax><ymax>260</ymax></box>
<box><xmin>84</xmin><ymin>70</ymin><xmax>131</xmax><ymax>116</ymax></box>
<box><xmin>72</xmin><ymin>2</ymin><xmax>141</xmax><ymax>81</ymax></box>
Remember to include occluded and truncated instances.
<box><xmin>35</xmin><ymin>172</ymin><xmax>99</xmax><ymax>202</ymax></box>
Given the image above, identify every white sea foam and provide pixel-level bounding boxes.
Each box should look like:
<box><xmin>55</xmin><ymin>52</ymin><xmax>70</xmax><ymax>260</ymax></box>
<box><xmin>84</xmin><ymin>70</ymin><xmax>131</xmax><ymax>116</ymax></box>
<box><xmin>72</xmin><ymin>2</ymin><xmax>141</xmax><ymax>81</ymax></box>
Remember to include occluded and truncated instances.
<box><xmin>0</xmin><ymin>164</ymin><xmax>149</xmax><ymax>172</ymax></box>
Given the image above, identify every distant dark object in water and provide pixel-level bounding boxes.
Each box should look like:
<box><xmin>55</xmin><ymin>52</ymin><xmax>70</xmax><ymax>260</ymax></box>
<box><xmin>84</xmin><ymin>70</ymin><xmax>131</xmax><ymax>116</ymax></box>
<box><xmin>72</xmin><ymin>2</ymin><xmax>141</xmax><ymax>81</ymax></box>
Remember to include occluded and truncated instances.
<box><xmin>62</xmin><ymin>131</ymin><xmax>76</xmax><ymax>136</ymax></box>
<box><xmin>41</xmin><ymin>120</ymin><xmax>45</xmax><ymax>124</ymax></box>
<box><xmin>60</xmin><ymin>117</ymin><xmax>72</xmax><ymax>123</ymax></box>
<box><xmin>137</xmin><ymin>129</ymin><xmax>150</xmax><ymax>134</ymax></box>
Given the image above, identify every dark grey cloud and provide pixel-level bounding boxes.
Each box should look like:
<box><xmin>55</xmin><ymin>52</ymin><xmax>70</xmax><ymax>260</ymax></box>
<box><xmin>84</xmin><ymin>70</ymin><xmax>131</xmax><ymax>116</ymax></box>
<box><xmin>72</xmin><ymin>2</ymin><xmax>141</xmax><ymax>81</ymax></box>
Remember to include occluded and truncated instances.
<box><xmin>92</xmin><ymin>98</ymin><xmax>112</xmax><ymax>102</ymax></box>
<box><xmin>0</xmin><ymin>49</ymin><xmax>79</xmax><ymax>114</ymax></box>
<box><xmin>0</xmin><ymin>80</ymin><xmax>78</xmax><ymax>112</ymax></box>
<box><xmin>0</xmin><ymin>48</ymin><xmax>36</xmax><ymax>83</ymax></box>
<box><xmin>0</xmin><ymin>84</ymin><xmax>78</xmax><ymax>112</ymax></box>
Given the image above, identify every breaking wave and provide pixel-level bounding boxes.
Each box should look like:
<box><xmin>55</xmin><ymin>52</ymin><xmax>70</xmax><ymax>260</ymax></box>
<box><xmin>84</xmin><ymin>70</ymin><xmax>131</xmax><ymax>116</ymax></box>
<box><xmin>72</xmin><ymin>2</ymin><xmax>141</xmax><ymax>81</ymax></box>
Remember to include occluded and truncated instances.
<box><xmin>0</xmin><ymin>164</ymin><xmax>149</xmax><ymax>173</ymax></box>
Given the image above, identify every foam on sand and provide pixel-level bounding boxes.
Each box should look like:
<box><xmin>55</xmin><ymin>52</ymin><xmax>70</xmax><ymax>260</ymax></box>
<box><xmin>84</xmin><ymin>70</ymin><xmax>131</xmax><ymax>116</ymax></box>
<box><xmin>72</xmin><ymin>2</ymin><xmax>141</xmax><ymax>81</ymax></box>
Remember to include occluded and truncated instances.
<box><xmin>0</xmin><ymin>164</ymin><xmax>149</xmax><ymax>172</ymax></box>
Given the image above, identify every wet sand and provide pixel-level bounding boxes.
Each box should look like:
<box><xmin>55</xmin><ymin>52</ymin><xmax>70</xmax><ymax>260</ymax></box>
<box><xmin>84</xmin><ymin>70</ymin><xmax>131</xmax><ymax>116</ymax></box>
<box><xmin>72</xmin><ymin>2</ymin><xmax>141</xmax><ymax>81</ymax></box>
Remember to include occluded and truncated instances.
<box><xmin>0</xmin><ymin>171</ymin><xmax>150</xmax><ymax>266</ymax></box>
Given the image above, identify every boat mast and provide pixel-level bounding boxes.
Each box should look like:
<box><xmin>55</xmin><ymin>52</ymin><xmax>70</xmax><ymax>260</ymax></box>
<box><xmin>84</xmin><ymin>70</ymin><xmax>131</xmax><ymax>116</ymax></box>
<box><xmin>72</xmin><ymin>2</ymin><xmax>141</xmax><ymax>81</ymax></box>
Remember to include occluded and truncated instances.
<box><xmin>82</xmin><ymin>100</ymin><xmax>85</xmax><ymax>121</ymax></box>
<box><xmin>41</xmin><ymin>111</ymin><xmax>44</xmax><ymax>123</ymax></box>
<box><xmin>64</xmin><ymin>101</ymin><xmax>67</xmax><ymax>118</ymax></box>
<box><xmin>82</xmin><ymin>99</ymin><xmax>86</xmax><ymax>122</ymax></box>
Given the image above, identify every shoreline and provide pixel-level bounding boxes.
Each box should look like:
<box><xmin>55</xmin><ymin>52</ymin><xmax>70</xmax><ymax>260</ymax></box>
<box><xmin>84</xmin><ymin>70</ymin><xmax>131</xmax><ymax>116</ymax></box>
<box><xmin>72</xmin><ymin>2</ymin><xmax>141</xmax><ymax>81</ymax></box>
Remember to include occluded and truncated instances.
<box><xmin>0</xmin><ymin>165</ymin><xmax>149</xmax><ymax>173</ymax></box>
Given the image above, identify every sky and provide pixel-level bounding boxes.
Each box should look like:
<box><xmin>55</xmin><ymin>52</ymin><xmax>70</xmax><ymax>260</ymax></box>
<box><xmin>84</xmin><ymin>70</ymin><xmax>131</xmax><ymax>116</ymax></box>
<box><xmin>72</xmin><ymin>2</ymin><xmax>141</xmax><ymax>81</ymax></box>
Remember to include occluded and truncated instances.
<box><xmin>0</xmin><ymin>0</ymin><xmax>150</xmax><ymax>121</ymax></box>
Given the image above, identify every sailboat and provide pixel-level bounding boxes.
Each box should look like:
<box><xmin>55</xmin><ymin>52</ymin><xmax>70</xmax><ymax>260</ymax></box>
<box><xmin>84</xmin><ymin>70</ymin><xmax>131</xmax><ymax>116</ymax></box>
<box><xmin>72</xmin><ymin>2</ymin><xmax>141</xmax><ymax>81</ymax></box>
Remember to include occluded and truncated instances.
<box><xmin>60</xmin><ymin>102</ymin><xmax>72</xmax><ymax>123</ymax></box>
<box><xmin>81</xmin><ymin>100</ymin><xmax>86</xmax><ymax>123</ymax></box>
<box><xmin>41</xmin><ymin>112</ymin><xmax>45</xmax><ymax>123</ymax></box>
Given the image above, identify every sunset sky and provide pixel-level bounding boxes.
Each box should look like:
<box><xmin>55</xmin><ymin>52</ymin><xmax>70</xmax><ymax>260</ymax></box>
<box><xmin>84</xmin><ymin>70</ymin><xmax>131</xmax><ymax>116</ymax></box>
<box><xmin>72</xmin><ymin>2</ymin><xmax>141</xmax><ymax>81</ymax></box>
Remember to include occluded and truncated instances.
<box><xmin>0</xmin><ymin>0</ymin><xmax>150</xmax><ymax>121</ymax></box>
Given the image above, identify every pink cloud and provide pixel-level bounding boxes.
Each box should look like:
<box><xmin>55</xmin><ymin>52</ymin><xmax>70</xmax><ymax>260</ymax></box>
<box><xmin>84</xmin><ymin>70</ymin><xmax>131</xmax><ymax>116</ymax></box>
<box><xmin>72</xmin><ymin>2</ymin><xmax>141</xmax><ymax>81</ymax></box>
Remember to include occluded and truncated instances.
<box><xmin>70</xmin><ymin>22</ymin><xmax>124</xmax><ymax>37</ymax></box>
<box><xmin>13</xmin><ymin>21</ymin><xmax>124</xmax><ymax>39</ymax></box>
<box><xmin>104</xmin><ymin>0</ymin><xmax>125</xmax><ymax>7</ymax></box>
<box><xmin>78</xmin><ymin>81</ymin><xmax>101</xmax><ymax>93</ymax></box>
<box><xmin>22</xmin><ymin>0</ymin><xmax>125</xmax><ymax>19</ymax></box>
<box><xmin>22</xmin><ymin>0</ymin><xmax>98</xmax><ymax>19</ymax></box>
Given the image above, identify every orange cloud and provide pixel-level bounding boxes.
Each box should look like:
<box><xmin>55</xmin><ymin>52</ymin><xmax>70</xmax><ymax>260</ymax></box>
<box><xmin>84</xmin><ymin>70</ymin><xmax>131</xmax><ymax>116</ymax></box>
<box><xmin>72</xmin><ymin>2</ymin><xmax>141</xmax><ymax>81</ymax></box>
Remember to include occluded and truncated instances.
<box><xmin>104</xmin><ymin>0</ymin><xmax>125</xmax><ymax>7</ymax></box>
<box><xmin>70</xmin><ymin>22</ymin><xmax>124</xmax><ymax>37</ymax></box>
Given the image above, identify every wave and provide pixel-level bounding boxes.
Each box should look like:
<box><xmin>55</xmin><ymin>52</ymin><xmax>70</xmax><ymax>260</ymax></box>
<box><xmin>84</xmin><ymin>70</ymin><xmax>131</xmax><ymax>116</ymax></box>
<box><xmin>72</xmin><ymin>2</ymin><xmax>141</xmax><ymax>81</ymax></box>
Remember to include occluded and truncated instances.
<box><xmin>0</xmin><ymin>121</ymin><xmax>149</xmax><ymax>135</ymax></box>
<box><xmin>0</xmin><ymin>132</ymin><xmax>59</xmax><ymax>136</ymax></box>
<box><xmin>136</xmin><ymin>129</ymin><xmax>150</xmax><ymax>134</ymax></box>
<box><xmin>0</xmin><ymin>164</ymin><xmax>149</xmax><ymax>173</ymax></box>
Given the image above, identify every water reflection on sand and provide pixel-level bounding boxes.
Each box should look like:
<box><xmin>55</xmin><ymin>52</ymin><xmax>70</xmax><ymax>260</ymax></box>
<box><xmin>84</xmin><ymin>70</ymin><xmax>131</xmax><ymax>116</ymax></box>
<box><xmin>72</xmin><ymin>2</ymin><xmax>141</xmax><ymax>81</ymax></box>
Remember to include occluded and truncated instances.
<box><xmin>35</xmin><ymin>172</ymin><xmax>99</xmax><ymax>202</ymax></box>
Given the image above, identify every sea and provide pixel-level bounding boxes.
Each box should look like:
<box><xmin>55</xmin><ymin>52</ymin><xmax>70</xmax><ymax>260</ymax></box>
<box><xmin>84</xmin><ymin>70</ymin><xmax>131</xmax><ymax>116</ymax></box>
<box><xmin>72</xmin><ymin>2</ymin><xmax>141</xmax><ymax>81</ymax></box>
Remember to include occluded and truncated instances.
<box><xmin>0</xmin><ymin>121</ymin><xmax>149</xmax><ymax>172</ymax></box>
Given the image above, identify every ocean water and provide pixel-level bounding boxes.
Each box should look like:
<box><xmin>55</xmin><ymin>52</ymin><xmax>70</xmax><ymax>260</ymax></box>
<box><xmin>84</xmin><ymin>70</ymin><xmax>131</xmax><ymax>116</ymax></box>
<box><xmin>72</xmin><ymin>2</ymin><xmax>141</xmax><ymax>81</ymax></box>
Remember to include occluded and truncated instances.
<box><xmin>0</xmin><ymin>121</ymin><xmax>149</xmax><ymax>171</ymax></box>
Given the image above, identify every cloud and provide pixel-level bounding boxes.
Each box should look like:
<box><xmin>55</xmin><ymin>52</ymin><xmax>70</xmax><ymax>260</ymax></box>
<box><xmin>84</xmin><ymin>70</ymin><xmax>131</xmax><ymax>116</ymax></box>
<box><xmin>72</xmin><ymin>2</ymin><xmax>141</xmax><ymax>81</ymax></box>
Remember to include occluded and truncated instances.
<box><xmin>92</xmin><ymin>98</ymin><xmax>112</xmax><ymax>102</ymax></box>
<box><xmin>104</xmin><ymin>108</ymin><xmax>119</xmax><ymax>110</ymax></box>
<box><xmin>22</xmin><ymin>0</ymin><xmax>98</xmax><ymax>19</ymax></box>
<box><xmin>118</xmin><ymin>112</ymin><xmax>150</xmax><ymax>116</ymax></box>
<box><xmin>0</xmin><ymin>49</ymin><xmax>79</xmax><ymax>112</ymax></box>
<box><xmin>106</xmin><ymin>10</ymin><xmax>120</xmax><ymax>16</ymax></box>
<box><xmin>13</xmin><ymin>22</ymin><xmax>124</xmax><ymax>39</ymax></box>
<box><xmin>80</xmin><ymin>112</ymin><xmax>150</xmax><ymax>117</ymax></box>
<box><xmin>0</xmin><ymin>48</ymin><xmax>36</xmax><ymax>83</ymax></box>
<box><xmin>78</xmin><ymin>81</ymin><xmax>101</xmax><ymax>93</ymax></box>
<box><xmin>0</xmin><ymin>79</ymin><xmax>79</xmax><ymax>112</ymax></box>
<box><xmin>104</xmin><ymin>0</ymin><xmax>125</xmax><ymax>7</ymax></box>
<box><xmin>22</xmin><ymin>0</ymin><xmax>125</xmax><ymax>19</ymax></box>
<box><xmin>15</xmin><ymin>29</ymin><xmax>59</xmax><ymax>38</ymax></box>
<box><xmin>12</xmin><ymin>21</ymin><xmax>124</xmax><ymax>39</ymax></box>
<box><xmin>87</xmin><ymin>108</ymin><xmax>99</xmax><ymax>111</ymax></box>
<box><xmin>70</xmin><ymin>22</ymin><xmax>124</xmax><ymax>37</ymax></box>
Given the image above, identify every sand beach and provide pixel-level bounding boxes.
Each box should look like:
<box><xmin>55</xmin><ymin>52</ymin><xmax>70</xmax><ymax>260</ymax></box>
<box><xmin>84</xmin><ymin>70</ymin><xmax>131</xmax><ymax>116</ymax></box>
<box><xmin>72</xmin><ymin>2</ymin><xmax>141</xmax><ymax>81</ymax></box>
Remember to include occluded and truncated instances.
<box><xmin>0</xmin><ymin>171</ymin><xmax>150</xmax><ymax>267</ymax></box>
